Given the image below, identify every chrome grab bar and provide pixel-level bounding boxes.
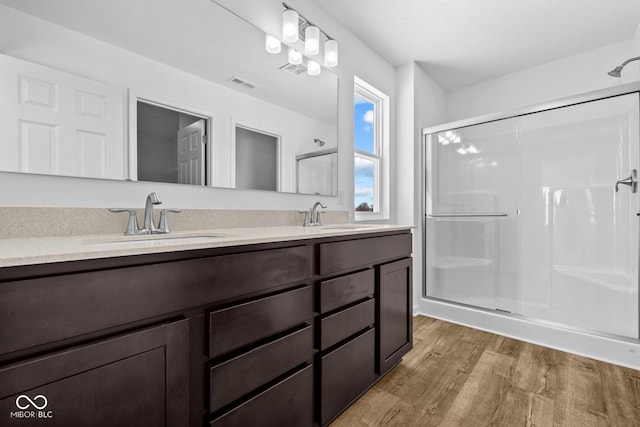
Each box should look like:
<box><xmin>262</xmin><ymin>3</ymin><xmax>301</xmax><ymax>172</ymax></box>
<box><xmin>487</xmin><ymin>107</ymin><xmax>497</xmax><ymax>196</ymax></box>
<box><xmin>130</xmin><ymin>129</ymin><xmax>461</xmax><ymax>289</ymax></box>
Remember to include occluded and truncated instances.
<box><xmin>428</xmin><ymin>213</ymin><xmax>508</xmax><ymax>218</ymax></box>
<box><xmin>615</xmin><ymin>169</ymin><xmax>638</xmax><ymax>193</ymax></box>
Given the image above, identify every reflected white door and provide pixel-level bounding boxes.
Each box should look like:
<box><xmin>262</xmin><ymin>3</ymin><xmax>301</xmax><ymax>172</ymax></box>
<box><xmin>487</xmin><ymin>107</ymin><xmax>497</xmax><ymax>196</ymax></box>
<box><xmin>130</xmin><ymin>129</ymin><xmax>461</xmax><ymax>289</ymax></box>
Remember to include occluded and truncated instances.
<box><xmin>177</xmin><ymin>119</ymin><xmax>205</xmax><ymax>185</ymax></box>
<box><xmin>0</xmin><ymin>54</ymin><xmax>124</xmax><ymax>179</ymax></box>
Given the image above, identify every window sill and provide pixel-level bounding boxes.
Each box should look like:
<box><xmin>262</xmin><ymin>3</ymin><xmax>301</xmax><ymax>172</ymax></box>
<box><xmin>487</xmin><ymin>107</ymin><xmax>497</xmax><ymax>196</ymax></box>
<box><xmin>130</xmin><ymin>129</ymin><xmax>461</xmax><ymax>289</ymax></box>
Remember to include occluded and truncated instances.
<box><xmin>355</xmin><ymin>212</ymin><xmax>389</xmax><ymax>222</ymax></box>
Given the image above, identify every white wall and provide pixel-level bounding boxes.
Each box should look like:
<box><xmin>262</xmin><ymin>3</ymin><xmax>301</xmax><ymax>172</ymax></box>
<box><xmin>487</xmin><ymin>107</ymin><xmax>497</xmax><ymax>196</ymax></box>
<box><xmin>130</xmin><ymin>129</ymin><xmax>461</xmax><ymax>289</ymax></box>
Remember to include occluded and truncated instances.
<box><xmin>0</xmin><ymin>1</ymin><xmax>395</xmax><ymax>213</ymax></box>
<box><xmin>446</xmin><ymin>38</ymin><xmax>640</xmax><ymax>121</ymax></box>
<box><xmin>216</xmin><ymin>0</ymin><xmax>397</xmax><ymax>220</ymax></box>
<box><xmin>396</xmin><ymin>62</ymin><xmax>446</xmax><ymax>312</ymax></box>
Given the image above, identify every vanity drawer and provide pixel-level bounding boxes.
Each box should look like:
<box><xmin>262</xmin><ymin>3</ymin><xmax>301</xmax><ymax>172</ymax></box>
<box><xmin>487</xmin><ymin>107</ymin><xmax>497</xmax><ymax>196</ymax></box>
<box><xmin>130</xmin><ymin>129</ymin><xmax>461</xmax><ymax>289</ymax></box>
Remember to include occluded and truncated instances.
<box><xmin>210</xmin><ymin>365</ymin><xmax>313</xmax><ymax>427</ymax></box>
<box><xmin>320</xmin><ymin>298</ymin><xmax>375</xmax><ymax>350</ymax></box>
<box><xmin>0</xmin><ymin>245</ymin><xmax>311</xmax><ymax>356</ymax></box>
<box><xmin>319</xmin><ymin>233</ymin><xmax>412</xmax><ymax>275</ymax></box>
<box><xmin>209</xmin><ymin>325</ymin><xmax>312</xmax><ymax>412</ymax></box>
<box><xmin>208</xmin><ymin>286</ymin><xmax>312</xmax><ymax>358</ymax></box>
<box><xmin>320</xmin><ymin>328</ymin><xmax>376</xmax><ymax>425</ymax></box>
<box><xmin>320</xmin><ymin>269</ymin><xmax>374</xmax><ymax>313</ymax></box>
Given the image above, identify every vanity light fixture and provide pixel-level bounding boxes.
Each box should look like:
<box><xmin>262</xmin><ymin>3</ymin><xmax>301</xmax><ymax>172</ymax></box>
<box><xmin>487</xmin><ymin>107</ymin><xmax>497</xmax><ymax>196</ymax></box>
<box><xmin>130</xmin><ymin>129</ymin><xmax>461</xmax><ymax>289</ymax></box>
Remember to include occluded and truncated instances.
<box><xmin>288</xmin><ymin>47</ymin><xmax>303</xmax><ymax>65</ymax></box>
<box><xmin>282</xmin><ymin>8</ymin><xmax>299</xmax><ymax>42</ymax></box>
<box><xmin>307</xmin><ymin>59</ymin><xmax>321</xmax><ymax>76</ymax></box>
<box><xmin>282</xmin><ymin>2</ymin><xmax>339</xmax><ymax>69</ymax></box>
<box><xmin>265</xmin><ymin>34</ymin><xmax>281</xmax><ymax>54</ymax></box>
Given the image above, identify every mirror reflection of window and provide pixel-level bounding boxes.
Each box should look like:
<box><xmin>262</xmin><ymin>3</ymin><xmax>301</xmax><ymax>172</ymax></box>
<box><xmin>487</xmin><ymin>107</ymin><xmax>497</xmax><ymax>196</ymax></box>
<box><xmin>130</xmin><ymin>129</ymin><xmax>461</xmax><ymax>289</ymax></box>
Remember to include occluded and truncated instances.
<box><xmin>137</xmin><ymin>102</ymin><xmax>207</xmax><ymax>185</ymax></box>
<box><xmin>235</xmin><ymin>126</ymin><xmax>279</xmax><ymax>191</ymax></box>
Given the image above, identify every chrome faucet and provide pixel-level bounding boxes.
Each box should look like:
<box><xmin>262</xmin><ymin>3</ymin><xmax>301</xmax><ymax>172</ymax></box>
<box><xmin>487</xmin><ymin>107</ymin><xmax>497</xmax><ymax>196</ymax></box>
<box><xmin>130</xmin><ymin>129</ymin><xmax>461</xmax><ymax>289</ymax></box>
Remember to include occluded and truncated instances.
<box><xmin>300</xmin><ymin>201</ymin><xmax>327</xmax><ymax>227</ymax></box>
<box><xmin>143</xmin><ymin>192</ymin><xmax>162</xmax><ymax>233</ymax></box>
<box><xmin>109</xmin><ymin>192</ymin><xmax>181</xmax><ymax>235</ymax></box>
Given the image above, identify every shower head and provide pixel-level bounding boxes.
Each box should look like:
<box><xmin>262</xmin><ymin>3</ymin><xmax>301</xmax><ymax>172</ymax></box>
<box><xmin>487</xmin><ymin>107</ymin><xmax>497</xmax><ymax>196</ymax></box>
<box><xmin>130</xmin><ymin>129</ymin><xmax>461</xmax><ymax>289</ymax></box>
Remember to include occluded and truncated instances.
<box><xmin>607</xmin><ymin>66</ymin><xmax>623</xmax><ymax>78</ymax></box>
<box><xmin>607</xmin><ymin>56</ymin><xmax>640</xmax><ymax>78</ymax></box>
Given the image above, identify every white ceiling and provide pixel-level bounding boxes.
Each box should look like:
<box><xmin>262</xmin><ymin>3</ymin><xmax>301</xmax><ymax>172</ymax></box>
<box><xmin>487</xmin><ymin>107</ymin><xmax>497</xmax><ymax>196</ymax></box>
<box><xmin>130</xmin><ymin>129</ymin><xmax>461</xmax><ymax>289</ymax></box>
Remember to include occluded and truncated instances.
<box><xmin>312</xmin><ymin>0</ymin><xmax>640</xmax><ymax>90</ymax></box>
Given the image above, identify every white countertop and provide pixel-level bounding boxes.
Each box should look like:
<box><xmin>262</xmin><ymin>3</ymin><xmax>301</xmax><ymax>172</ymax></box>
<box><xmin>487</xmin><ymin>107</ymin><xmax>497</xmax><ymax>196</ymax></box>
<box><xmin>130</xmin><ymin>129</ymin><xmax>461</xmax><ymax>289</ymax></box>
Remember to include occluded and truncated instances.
<box><xmin>0</xmin><ymin>224</ymin><xmax>413</xmax><ymax>268</ymax></box>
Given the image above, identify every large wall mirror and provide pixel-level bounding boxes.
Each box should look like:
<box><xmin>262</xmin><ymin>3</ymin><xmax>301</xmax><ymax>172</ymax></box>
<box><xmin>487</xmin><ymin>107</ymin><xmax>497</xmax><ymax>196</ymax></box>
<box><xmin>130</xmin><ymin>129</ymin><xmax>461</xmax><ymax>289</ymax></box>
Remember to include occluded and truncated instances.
<box><xmin>0</xmin><ymin>0</ymin><xmax>339</xmax><ymax>196</ymax></box>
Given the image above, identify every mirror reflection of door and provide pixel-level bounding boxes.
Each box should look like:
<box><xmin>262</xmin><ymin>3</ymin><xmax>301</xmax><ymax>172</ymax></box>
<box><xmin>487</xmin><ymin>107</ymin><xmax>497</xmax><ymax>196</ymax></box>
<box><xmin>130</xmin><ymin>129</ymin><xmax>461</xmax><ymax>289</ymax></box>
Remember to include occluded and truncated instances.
<box><xmin>177</xmin><ymin>120</ymin><xmax>205</xmax><ymax>185</ymax></box>
<box><xmin>137</xmin><ymin>101</ymin><xmax>207</xmax><ymax>184</ymax></box>
<box><xmin>235</xmin><ymin>126</ymin><xmax>279</xmax><ymax>191</ymax></box>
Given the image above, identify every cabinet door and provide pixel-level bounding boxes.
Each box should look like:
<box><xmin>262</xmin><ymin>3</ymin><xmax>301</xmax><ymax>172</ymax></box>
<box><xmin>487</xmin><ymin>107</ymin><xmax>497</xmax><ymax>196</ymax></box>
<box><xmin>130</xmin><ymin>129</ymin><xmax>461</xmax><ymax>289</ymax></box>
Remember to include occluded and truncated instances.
<box><xmin>378</xmin><ymin>257</ymin><xmax>413</xmax><ymax>375</ymax></box>
<box><xmin>0</xmin><ymin>319</ymin><xmax>189</xmax><ymax>427</ymax></box>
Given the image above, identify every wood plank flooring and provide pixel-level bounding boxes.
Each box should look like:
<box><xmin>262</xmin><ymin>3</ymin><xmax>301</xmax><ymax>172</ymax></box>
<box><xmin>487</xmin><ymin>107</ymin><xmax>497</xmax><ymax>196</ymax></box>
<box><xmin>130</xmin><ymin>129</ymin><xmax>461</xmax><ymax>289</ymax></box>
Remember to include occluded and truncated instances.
<box><xmin>331</xmin><ymin>315</ymin><xmax>640</xmax><ymax>426</ymax></box>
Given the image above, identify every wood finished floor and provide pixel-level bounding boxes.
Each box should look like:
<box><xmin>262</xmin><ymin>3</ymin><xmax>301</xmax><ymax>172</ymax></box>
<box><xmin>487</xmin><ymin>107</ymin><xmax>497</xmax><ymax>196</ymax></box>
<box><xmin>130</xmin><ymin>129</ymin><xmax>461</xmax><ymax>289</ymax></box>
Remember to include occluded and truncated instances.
<box><xmin>331</xmin><ymin>315</ymin><xmax>640</xmax><ymax>427</ymax></box>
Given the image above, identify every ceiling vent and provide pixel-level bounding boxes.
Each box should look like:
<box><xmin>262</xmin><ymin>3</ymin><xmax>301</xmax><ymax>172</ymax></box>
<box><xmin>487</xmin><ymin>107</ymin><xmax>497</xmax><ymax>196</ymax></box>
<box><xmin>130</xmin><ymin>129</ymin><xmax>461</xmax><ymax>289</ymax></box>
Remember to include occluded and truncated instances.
<box><xmin>228</xmin><ymin>76</ymin><xmax>257</xmax><ymax>89</ymax></box>
<box><xmin>279</xmin><ymin>63</ymin><xmax>307</xmax><ymax>76</ymax></box>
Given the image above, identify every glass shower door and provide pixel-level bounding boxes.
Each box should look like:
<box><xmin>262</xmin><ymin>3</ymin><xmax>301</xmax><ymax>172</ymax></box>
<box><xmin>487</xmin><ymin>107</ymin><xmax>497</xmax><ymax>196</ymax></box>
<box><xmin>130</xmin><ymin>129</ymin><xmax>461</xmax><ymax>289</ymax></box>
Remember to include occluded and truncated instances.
<box><xmin>425</xmin><ymin>118</ymin><xmax>521</xmax><ymax>313</ymax></box>
<box><xmin>518</xmin><ymin>93</ymin><xmax>639</xmax><ymax>338</ymax></box>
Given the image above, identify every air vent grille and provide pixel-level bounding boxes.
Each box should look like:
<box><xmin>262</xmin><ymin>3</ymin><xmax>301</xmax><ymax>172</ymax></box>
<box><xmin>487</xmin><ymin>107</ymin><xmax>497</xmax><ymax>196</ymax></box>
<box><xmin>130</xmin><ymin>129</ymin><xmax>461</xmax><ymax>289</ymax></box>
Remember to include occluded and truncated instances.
<box><xmin>279</xmin><ymin>63</ymin><xmax>307</xmax><ymax>76</ymax></box>
<box><xmin>228</xmin><ymin>76</ymin><xmax>257</xmax><ymax>89</ymax></box>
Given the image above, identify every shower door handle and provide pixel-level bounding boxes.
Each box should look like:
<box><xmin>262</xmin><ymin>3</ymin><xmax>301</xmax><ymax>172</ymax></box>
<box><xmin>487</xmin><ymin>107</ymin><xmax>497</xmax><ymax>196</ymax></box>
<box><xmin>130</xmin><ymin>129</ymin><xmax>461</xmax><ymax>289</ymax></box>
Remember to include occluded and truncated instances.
<box><xmin>615</xmin><ymin>169</ymin><xmax>638</xmax><ymax>193</ymax></box>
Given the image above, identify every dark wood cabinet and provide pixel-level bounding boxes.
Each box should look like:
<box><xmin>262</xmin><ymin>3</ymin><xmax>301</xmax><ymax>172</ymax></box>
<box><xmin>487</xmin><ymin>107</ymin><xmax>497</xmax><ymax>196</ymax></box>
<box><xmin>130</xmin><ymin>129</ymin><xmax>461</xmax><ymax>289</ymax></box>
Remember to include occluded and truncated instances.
<box><xmin>0</xmin><ymin>229</ymin><xmax>412</xmax><ymax>427</ymax></box>
<box><xmin>315</xmin><ymin>232</ymin><xmax>413</xmax><ymax>425</ymax></box>
<box><xmin>378</xmin><ymin>257</ymin><xmax>413</xmax><ymax>375</ymax></box>
<box><xmin>0</xmin><ymin>319</ymin><xmax>189</xmax><ymax>427</ymax></box>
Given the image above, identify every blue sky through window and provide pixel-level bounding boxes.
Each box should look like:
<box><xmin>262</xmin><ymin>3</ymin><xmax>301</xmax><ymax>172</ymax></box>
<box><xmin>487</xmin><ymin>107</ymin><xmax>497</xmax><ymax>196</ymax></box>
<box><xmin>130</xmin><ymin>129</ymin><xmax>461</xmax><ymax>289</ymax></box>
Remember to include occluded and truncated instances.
<box><xmin>354</xmin><ymin>94</ymin><xmax>375</xmax><ymax>210</ymax></box>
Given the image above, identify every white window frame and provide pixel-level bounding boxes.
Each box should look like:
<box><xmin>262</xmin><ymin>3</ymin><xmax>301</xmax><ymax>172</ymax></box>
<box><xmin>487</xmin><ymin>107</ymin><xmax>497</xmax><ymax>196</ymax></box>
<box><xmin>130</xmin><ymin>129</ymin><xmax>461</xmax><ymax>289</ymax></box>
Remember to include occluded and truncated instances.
<box><xmin>354</xmin><ymin>76</ymin><xmax>389</xmax><ymax>221</ymax></box>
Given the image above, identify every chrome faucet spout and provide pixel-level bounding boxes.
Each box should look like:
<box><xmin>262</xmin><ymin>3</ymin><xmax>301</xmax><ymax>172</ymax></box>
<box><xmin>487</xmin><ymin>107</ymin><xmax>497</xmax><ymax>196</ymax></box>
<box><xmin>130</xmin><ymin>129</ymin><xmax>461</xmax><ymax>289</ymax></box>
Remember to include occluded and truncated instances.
<box><xmin>143</xmin><ymin>192</ymin><xmax>162</xmax><ymax>233</ymax></box>
<box><xmin>310</xmin><ymin>201</ymin><xmax>327</xmax><ymax>226</ymax></box>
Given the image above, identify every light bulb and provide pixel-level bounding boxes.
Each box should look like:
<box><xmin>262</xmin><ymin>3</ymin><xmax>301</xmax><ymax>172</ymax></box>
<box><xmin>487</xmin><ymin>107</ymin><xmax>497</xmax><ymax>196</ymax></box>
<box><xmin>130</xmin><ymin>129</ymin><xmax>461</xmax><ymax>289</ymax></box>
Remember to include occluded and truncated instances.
<box><xmin>282</xmin><ymin>9</ymin><xmax>299</xmax><ymax>43</ymax></box>
<box><xmin>288</xmin><ymin>47</ymin><xmax>302</xmax><ymax>65</ymax></box>
<box><xmin>307</xmin><ymin>59</ymin><xmax>321</xmax><ymax>76</ymax></box>
<box><xmin>265</xmin><ymin>34</ymin><xmax>281</xmax><ymax>54</ymax></box>
<box><xmin>305</xmin><ymin>26</ymin><xmax>320</xmax><ymax>55</ymax></box>
<box><xmin>324</xmin><ymin>39</ymin><xmax>338</xmax><ymax>67</ymax></box>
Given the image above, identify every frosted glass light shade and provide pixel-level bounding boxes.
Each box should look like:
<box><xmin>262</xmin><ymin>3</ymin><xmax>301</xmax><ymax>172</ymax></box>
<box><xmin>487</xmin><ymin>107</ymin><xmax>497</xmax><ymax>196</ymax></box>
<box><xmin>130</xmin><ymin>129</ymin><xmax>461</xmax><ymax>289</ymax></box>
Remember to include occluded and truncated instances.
<box><xmin>288</xmin><ymin>47</ymin><xmax>303</xmax><ymax>65</ymax></box>
<box><xmin>265</xmin><ymin>34</ymin><xmax>281</xmax><ymax>54</ymax></box>
<box><xmin>282</xmin><ymin>9</ymin><xmax>299</xmax><ymax>43</ymax></box>
<box><xmin>307</xmin><ymin>59</ymin><xmax>321</xmax><ymax>76</ymax></box>
<box><xmin>304</xmin><ymin>26</ymin><xmax>320</xmax><ymax>55</ymax></box>
<box><xmin>324</xmin><ymin>39</ymin><xmax>338</xmax><ymax>67</ymax></box>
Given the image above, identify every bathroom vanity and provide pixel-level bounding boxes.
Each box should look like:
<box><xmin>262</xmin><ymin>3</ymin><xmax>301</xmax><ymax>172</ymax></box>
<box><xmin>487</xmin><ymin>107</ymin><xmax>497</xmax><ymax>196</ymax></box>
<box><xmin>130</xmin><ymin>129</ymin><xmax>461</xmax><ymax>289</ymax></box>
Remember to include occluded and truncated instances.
<box><xmin>0</xmin><ymin>226</ymin><xmax>412</xmax><ymax>426</ymax></box>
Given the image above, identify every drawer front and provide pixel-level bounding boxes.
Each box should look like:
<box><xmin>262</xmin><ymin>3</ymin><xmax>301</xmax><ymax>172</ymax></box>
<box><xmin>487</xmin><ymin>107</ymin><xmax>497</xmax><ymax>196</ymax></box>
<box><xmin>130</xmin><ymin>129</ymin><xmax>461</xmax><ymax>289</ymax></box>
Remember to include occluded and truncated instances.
<box><xmin>210</xmin><ymin>365</ymin><xmax>313</xmax><ymax>427</ymax></box>
<box><xmin>209</xmin><ymin>325</ymin><xmax>313</xmax><ymax>412</ymax></box>
<box><xmin>320</xmin><ymin>269</ymin><xmax>374</xmax><ymax>313</ymax></box>
<box><xmin>320</xmin><ymin>328</ymin><xmax>376</xmax><ymax>425</ymax></box>
<box><xmin>320</xmin><ymin>299</ymin><xmax>375</xmax><ymax>350</ymax></box>
<box><xmin>319</xmin><ymin>233</ymin><xmax>412</xmax><ymax>275</ymax></box>
<box><xmin>209</xmin><ymin>286</ymin><xmax>312</xmax><ymax>358</ymax></box>
<box><xmin>0</xmin><ymin>245</ymin><xmax>311</xmax><ymax>356</ymax></box>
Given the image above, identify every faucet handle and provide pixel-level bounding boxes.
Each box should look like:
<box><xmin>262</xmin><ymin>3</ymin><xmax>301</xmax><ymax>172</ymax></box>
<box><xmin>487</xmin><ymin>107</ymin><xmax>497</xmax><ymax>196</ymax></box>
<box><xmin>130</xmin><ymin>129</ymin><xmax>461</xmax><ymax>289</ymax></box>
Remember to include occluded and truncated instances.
<box><xmin>157</xmin><ymin>209</ymin><xmax>182</xmax><ymax>234</ymax></box>
<box><xmin>298</xmin><ymin>210</ymin><xmax>311</xmax><ymax>227</ymax></box>
<box><xmin>316</xmin><ymin>210</ymin><xmax>326</xmax><ymax>226</ymax></box>
<box><xmin>108</xmin><ymin>208</ymin><xmax>141</xmax><ymax>235</ymax></box>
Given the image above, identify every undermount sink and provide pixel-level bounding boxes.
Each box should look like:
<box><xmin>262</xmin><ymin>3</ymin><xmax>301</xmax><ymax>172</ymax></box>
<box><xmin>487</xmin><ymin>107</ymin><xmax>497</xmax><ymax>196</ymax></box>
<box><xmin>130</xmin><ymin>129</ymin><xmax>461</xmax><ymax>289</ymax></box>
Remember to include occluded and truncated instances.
<box><xmin>83</xmin><ymin>234</ymin><xmax>227</xmax><ymax>247</ymax></box>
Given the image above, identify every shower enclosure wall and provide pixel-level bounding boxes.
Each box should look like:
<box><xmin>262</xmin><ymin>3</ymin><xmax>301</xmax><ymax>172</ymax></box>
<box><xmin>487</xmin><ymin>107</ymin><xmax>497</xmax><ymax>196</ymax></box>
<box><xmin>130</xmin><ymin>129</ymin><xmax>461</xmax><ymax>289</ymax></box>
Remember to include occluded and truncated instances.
<box><xmin>423</xmin><ymin>88</ymin><xmax>640</xmax><ymax>341</ymax></box>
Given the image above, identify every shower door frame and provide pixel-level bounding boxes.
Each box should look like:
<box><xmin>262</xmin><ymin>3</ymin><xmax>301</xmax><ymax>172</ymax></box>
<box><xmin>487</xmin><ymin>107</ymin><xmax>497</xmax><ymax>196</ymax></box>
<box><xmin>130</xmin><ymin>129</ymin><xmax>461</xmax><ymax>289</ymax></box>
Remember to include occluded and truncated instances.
<box><xmin>422</xmin><ymin>81</ymin><xmax>640</xmax><ymax>342</ymax></box>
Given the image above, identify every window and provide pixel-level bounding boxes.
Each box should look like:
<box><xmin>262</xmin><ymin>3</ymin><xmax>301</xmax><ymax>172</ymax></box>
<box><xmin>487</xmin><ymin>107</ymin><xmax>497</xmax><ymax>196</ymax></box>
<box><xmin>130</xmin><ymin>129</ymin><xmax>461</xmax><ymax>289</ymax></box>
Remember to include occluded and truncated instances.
<box><xmin>354</xmin><ymin>77</ymin><xmax>389</xmax><ymax>219</ymax></box>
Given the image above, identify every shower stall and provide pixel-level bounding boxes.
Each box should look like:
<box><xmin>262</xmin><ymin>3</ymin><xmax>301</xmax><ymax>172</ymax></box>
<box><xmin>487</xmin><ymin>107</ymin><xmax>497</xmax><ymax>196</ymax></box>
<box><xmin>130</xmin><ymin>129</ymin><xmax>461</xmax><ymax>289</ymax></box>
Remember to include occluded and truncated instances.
<box><xmin>423</xmin><ymin>85</ymin><xmax>640</xmax><ymax>341</ymax></box>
